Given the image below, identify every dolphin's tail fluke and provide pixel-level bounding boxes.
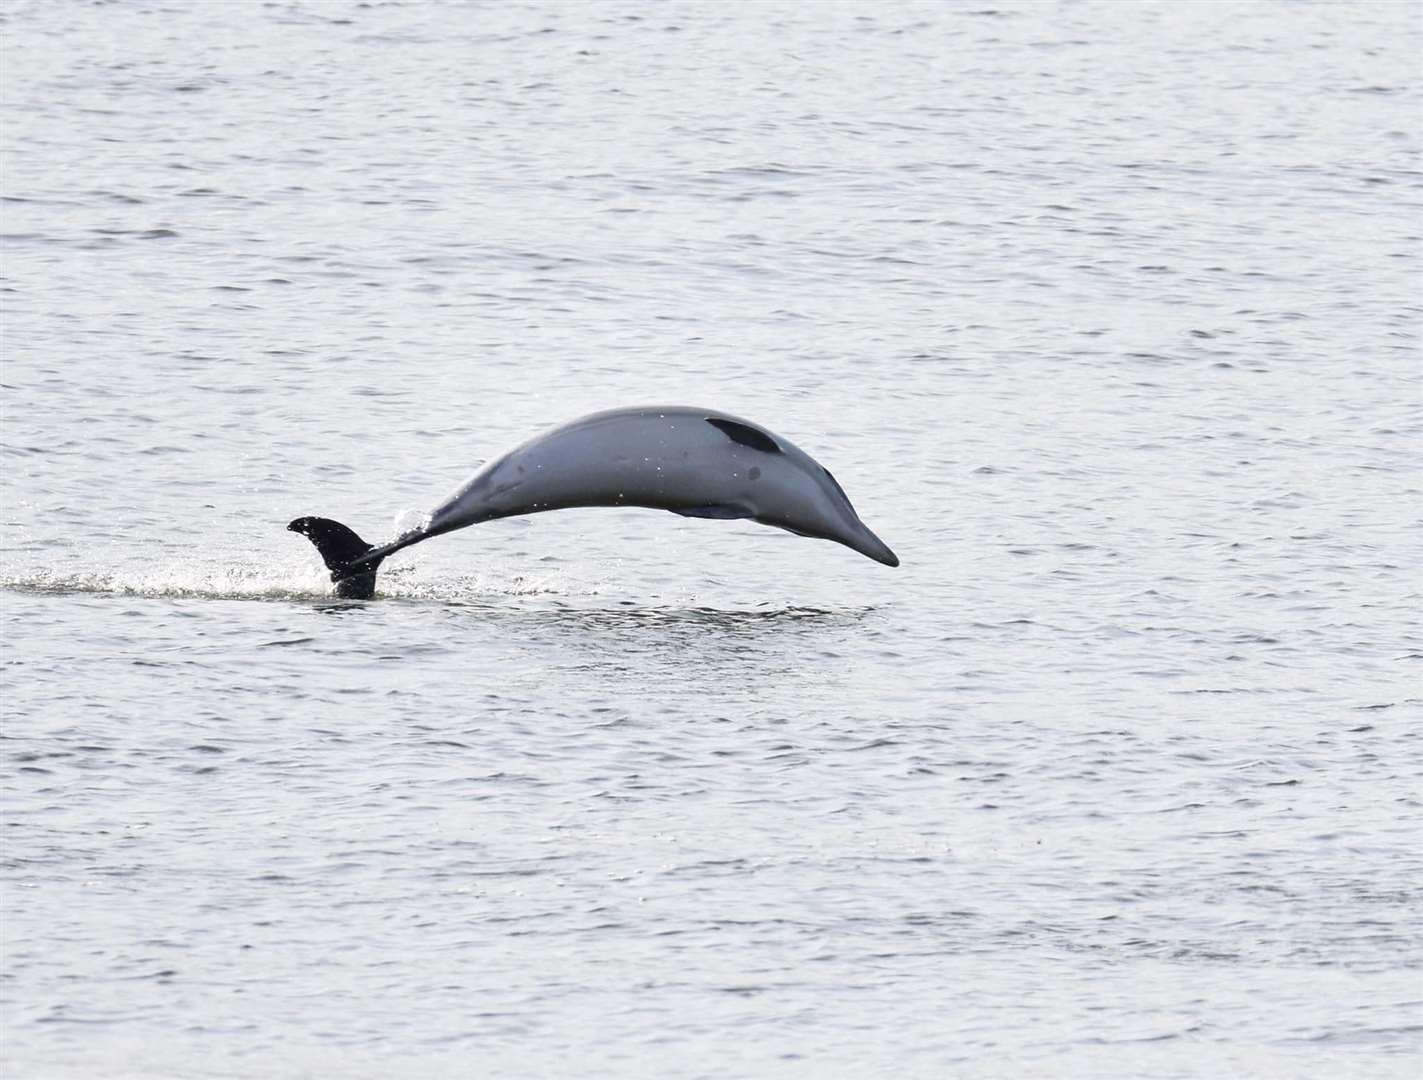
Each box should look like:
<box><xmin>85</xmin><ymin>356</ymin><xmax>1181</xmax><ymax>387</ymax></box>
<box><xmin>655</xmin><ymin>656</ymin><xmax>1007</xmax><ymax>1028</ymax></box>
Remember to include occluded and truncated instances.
<box><xmin>287</xmin><ymin>517</ymin><xmax>384</xmax><ymax>599</ymax></box>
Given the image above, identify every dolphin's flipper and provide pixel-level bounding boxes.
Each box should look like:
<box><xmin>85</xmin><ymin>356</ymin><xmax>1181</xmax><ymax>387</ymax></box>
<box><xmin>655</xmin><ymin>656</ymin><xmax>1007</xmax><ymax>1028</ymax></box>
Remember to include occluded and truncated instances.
<box><xmin>672</xmin><ymin>504</ymin><xmax>752</xmax><ymax>520</ymax></box>
<box><xmin>288</xmin><ymin>517</ymin><xmax>384</xmax><ymax>599</ymax></box>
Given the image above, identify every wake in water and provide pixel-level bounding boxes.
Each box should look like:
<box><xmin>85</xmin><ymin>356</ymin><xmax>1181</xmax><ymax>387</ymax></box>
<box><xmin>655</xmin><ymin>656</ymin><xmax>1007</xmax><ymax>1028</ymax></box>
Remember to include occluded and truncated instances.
<box><xmin>0</xmin><ymin>556</ymin><xmax>580</xmax><ymax>604</ymax></box>
<box><xmin>1</xmin><ymin>561</ymin><xmax>328</xmax><ymax>602</ymax></box>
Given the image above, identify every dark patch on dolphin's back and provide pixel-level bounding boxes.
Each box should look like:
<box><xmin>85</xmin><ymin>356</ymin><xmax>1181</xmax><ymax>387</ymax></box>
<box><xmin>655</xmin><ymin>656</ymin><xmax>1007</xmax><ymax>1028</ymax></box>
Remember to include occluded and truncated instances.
<box><xmin>704</xmin><ymin>417</ymin><xmax>782</xmax><ymax>454</ymax></box>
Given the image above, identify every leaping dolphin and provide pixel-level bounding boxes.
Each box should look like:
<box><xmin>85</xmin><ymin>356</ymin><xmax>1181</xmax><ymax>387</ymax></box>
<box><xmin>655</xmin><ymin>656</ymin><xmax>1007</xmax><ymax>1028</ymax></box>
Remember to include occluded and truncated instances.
<box><xmin>289</xmin><ymin>406</ymin><xmax>898</xmax><ymax>599</ymax></box>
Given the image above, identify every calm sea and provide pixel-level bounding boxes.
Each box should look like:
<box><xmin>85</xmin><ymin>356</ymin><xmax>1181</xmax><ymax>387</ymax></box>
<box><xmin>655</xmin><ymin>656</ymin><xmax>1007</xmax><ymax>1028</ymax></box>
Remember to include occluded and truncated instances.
<box><xmin>2</xmin><ymin>2</ymin><xmax>1420</xmax><ymax>1077</ymax></box>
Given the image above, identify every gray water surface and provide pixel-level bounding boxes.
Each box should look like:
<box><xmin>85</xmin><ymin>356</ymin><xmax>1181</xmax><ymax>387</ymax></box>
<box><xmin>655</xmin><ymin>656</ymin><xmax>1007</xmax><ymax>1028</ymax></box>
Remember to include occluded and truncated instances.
<box><xmin>2</xmin><ymin>2</ymin><xmax>1421</xmax><ymax>1077</ymax></box>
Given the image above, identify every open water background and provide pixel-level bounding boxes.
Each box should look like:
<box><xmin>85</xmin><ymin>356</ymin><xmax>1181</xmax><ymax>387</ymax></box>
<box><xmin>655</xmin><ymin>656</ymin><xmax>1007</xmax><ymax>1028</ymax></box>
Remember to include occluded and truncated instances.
<box><xmin>2</xmin><ymin>2</ymin><xmax>1421</xmax><ymax>1077</ymax></box>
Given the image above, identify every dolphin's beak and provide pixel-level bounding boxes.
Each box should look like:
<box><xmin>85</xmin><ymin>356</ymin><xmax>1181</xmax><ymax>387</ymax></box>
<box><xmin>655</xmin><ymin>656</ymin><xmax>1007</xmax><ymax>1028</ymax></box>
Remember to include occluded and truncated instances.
<box><xmin>856</xmin><ymin>530</ymin><xmax>899</xmax><ymax>567</ymax></box>
<box><xmin>837</xmin><ymin>520</ymin><xmax>899</xmax><ymax>567</ymax></box>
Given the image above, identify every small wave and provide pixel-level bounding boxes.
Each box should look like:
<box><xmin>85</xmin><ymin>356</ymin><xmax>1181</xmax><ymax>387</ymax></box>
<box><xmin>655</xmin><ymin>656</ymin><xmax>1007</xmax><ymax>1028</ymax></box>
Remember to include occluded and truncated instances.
<box><xmin>489</xmin><ymin>602</ymin><xmax>875</xmax><ymax>636</ymax></box>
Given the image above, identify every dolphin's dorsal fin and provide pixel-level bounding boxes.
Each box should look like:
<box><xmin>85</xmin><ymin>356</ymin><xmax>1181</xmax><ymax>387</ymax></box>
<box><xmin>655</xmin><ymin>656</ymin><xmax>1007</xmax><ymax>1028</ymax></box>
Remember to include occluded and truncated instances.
<box><xmin>704</xmin><ymin>417</ymin><xmax>781</xmax><ymax>454</ymax></box>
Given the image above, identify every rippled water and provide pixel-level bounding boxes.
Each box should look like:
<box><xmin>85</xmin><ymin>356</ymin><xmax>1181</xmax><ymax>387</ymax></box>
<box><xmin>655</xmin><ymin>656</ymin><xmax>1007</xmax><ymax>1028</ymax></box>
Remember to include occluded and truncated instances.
<box><xmin>3</xmin><ymin>2</ymin><xmax>1421</xmax><ymax>1077</ymax></box>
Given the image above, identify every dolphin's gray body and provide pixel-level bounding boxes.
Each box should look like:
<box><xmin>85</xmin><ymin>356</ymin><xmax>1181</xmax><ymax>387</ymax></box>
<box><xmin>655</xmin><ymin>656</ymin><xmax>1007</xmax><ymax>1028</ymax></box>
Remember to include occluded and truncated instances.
<box><xmin>291</xmin><ymin>406</ymin><xmax>897</xmax><ymax>597</ymax></box>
